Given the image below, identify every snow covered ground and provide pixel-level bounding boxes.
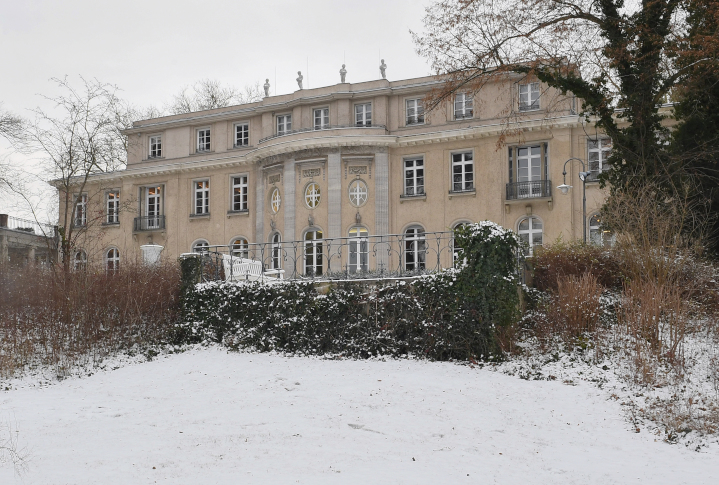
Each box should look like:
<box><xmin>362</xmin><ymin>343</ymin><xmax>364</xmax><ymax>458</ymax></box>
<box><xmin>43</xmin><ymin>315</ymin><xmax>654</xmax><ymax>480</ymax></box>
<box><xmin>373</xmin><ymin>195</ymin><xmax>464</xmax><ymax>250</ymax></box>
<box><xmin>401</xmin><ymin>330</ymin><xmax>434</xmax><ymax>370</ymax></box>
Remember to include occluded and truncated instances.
<box><xmin>1</xmin><ymin>347</ymin><xmax>718</xmax><ymax>484</ymax></box>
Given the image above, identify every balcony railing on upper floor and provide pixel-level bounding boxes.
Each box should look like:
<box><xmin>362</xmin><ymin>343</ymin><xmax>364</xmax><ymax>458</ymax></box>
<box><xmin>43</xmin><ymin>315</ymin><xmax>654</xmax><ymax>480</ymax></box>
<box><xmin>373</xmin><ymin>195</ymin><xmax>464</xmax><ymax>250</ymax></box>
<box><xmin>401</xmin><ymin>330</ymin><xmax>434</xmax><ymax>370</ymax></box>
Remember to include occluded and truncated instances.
<box><xmin>134</xmin><ymin>215</ymin><xmax>166</xmax><ymax>232</ymax></box>
<box><xmin>0</xmin><ymin>214</ymin><xmax>57</xmax><ymax>237</ymax></box>
<box><xmin>259</xmin><ymin>124</ymin><xmax>387</xmax><ymax>144</ymax></box>
<box><xmin>505</xmin><ymin>180</ymin><xmax>552</xmax><ymax>200</ymax></box>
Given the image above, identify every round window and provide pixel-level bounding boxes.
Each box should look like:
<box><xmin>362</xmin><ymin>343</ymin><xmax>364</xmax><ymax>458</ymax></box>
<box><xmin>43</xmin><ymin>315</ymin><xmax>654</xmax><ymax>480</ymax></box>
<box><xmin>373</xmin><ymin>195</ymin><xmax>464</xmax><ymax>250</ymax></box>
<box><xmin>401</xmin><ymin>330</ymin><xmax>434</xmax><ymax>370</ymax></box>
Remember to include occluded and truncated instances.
<box><xmin>270</xmin><ymin>188</ymin><xmax>281</xmax><ymax>213</ymax></box>
<box><xmin>348</xmin><ymin>180</ymin><xmax>368</xmax><ymax>207</ymax></box>
<box><xmin>304</xmin><ymin>182</ymin><xmax>321</xmax><ymax>208</ymax></box>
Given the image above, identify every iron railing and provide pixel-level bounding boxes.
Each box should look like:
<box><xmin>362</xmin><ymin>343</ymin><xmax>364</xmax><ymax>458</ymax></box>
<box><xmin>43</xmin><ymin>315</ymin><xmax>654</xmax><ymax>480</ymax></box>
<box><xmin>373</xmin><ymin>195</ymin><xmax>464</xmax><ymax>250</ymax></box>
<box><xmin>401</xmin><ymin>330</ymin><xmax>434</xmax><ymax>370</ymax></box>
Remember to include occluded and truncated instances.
<box><xmin>259</xmin><ymin>124</ymin><xmax>388</xmax><ymax>144</ymax></box>
<box><xmin>133</xmin><ymin>215</ymin><xmax>166</xmax><ymax>232</ymax></box>
<box><xmin>0</xmin><ymin>214</ymin><xmax>56</xmax><ymax>236</ymax></box>
<box><xmin>506</xmin><ymin>180</ymin><xmax>552</xmax><ymax>200</ymax></box>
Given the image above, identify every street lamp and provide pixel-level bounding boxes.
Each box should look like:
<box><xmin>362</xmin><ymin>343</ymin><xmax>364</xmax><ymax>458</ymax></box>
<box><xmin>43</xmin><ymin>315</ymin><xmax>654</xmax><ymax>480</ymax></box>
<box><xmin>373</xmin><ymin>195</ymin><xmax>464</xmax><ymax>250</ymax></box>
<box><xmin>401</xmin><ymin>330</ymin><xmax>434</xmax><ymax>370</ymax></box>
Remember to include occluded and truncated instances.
<box><xmin>557</xmin><ymin>157</ymin><xmax>592</xmax><ymax>243</ymax></box>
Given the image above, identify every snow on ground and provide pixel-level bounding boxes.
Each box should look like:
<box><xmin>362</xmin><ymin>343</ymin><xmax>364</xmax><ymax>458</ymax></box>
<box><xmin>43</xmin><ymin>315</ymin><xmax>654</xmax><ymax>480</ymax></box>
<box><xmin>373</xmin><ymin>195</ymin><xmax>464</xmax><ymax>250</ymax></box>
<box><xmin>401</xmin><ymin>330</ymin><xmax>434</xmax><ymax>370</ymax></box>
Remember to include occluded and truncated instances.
<box><xmin>1</xmin><ymin>347</ymin><xmax>718</xmax><ymax>484</ymax></box>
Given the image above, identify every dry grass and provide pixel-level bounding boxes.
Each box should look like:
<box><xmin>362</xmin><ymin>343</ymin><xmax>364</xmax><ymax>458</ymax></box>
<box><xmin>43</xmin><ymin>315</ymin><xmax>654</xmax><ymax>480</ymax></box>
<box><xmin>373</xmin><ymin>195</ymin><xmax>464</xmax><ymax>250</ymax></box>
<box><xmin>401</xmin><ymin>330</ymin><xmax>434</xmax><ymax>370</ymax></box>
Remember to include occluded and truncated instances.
<box><xmin>0</xmin><ymin>262</ymin><xmax>181</xmax><ymax>378</ymax></box>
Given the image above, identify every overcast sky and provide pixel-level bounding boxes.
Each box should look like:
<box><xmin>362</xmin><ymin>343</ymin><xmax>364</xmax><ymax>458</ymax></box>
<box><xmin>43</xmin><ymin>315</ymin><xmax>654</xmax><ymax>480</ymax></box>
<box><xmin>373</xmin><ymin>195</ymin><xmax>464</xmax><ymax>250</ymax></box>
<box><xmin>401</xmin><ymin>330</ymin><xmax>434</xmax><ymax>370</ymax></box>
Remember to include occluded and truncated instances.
<box><xmin>0</xmin><ymin>0</ymin><xmax>433</xmax><ymax>219</ymax></box>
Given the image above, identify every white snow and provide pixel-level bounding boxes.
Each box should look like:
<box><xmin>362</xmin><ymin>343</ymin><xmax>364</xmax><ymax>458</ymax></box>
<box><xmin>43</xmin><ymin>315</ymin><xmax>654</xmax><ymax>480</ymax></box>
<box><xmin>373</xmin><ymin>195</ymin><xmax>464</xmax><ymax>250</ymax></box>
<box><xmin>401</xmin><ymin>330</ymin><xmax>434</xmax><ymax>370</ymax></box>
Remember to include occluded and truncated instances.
<box><xmin>1</xmin><ymin>347</ymin><xmax>718</xmax><ymax>484</ymax></box>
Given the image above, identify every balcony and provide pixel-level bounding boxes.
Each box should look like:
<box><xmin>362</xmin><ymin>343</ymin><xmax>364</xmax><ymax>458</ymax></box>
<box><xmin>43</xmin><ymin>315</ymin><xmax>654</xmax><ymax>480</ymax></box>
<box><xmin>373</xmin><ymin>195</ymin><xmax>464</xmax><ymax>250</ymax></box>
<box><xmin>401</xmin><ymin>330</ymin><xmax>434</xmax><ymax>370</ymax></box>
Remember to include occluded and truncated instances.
<box><xmin>259</xmin><ymin>124</ymin><xmax>387</xmax><ymax>144</ymax></box>
<box><xmin>134</xmin><ymin>215</ymin><xmax>166</xmax><ymax>232</ymax></box>
<box><xmin>505</xmin><ymin>180</ymin><xmax>552</xmax><ymax>200</ymax></box>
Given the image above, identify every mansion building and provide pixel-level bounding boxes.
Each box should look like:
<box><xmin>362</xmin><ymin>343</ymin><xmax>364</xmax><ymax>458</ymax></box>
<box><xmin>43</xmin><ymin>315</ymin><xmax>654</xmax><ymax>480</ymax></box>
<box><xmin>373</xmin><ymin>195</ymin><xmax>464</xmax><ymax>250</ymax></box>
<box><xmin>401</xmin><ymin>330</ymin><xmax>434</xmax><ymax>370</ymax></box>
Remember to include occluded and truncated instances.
<box><xmin>60</xmin><ymin>74</ymin><xmax>611</xmax><ymax>271</ymax></box>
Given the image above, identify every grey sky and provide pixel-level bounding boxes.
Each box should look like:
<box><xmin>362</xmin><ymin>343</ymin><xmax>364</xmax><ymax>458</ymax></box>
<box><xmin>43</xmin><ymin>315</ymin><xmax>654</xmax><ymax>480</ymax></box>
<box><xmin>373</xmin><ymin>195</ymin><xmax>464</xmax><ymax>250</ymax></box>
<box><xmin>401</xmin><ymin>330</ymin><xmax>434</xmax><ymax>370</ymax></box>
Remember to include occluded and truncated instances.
<box><xmin>0</xmin><ymin>0</ymin><xmax>433</xmax><ymax>219</ymax></box>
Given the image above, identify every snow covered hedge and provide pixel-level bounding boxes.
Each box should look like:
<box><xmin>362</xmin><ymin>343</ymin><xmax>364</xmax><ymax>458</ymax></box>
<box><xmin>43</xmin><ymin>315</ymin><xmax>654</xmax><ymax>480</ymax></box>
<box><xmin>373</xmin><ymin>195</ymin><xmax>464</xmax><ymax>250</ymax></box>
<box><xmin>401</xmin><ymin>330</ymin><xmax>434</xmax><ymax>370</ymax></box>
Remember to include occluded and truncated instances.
<box><xmin>175</xmin><ymin>221</ymin><xmax>521</xmax><ymax>361</ymax></box>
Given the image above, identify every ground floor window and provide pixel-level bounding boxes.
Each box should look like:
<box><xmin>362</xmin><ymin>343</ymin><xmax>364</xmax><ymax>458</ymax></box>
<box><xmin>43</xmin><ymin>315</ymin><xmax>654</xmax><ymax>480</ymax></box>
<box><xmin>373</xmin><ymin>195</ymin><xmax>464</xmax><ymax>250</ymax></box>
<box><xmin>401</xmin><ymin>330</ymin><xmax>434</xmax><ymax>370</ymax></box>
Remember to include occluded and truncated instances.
<box><xmin>518</xmin><ymin>217</ymin><xmax>543</xmax><ymax>256</ymax></box>
<box><xmin>348</xmin><ymin>227</ymin><xmax>368</xmax><ymax>273</ymax></box>
<box><xmin>270</xmin><ymin>232</ymin><xmax>282</xmax><ymax>269</ymax></box>
<box><xmin>192</xmin><ymin>240</ymin><xmax>209</xmax><ymax>253</ymax></box>
<box><xmin>105</xmin><ymin>248</ymin><xmax>119</xmax><ymax>272</ymax></box>
<box><xmin>231</xmin><ymin>237</ymin><xmax>249</xmax><ymax>259</ymax></box>
<box><xmin>304</xmin><ymin>230</ymin><xmax>323</xmax><ymax>276</ymax></box>
<box><xmin>404</xmin><ymin>226</ymin><xmax>426</xmax><ymax>271</ymax></box>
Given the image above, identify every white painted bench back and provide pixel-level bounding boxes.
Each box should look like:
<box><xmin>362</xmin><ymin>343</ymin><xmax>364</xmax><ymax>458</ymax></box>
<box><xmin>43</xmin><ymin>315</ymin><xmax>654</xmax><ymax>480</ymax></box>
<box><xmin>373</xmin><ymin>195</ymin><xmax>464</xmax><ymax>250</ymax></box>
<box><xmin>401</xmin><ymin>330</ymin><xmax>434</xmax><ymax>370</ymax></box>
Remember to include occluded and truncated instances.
<box><xmin>221</xmin><ymin>254</ymin><xmax>284</xmax><ymax>283</ymax></box>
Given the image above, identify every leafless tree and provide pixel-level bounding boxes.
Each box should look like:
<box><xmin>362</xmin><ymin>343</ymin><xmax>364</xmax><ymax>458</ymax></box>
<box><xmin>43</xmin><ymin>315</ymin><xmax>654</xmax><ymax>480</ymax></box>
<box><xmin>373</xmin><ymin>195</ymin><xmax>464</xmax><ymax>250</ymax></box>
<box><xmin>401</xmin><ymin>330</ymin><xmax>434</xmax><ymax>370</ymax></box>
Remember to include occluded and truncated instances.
<box><xmin>166</xmin><ymin>79</ymin><xmax>263</xmax><ymax>114</ymax></box>
<box><xmin>0</xmin><ymin>104</ymin><xmax>24</xmax><ymax>144</ymax></box>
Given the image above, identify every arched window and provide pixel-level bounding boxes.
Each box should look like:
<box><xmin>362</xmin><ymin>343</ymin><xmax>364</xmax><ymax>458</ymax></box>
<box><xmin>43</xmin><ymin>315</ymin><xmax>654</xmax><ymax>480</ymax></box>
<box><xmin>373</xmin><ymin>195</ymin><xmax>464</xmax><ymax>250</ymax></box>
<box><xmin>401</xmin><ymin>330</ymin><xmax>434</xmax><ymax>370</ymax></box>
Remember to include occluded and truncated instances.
<box><xmin>231</xmin><ymin>237</ymin><xmax>249</xmax><ymax>259</ymax></box>
<box><xmin>452</xmin><ymin>222</ymin><xmax>470</xmax><ymax>267</ymax></box>
<box><xmin>404</xmin><ymin>226</ymin><xmax>426</xmax><ymax>271</ymax></box>
<box><xmin>73</xmin><ymin>250</ymin><xmax>87</xmax><ymax>271</ymax></box>
<box><xmin>589</xmin><ymin>214</ymin><xmax>613</xmax><ymax>247</ymax></box>
<box><xmin>105</xmin><ymin>248</ymin><xmax>120</xmax><ymax>272</ymax></box>
<box><xmin>348</xmin><ymin>226</ymin><xmax>369</xmax><ymax>273</ymax></box>
<box><xmin>270</xmin><ymin>232</ymin><xmax>282</xmax><ymax>269</ymax></box>
<box><xmin>304</xmin><ymin>229</ymin><xmax>323</xmax><ymax>276</ymax></box>
<box><xmin>304</xmin><ymin>182</ymin><xmax>321</xmax><ymax>208</ymax></box>
<box><xmin>518</xmin><ymin>217</ymin><xmax>543</xmax><ymax>256</ymax></box>
<box><xmin>192</xmin><ymin>239</ymin><xmax>209</xmax><ymax>253</ymax></box>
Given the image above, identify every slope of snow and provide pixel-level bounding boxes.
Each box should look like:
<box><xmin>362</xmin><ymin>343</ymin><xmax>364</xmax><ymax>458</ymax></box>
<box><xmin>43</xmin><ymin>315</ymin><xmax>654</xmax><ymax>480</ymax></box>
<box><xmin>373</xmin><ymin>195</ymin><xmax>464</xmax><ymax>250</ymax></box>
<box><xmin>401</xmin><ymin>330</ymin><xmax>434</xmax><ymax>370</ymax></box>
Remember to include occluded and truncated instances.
<box><xmin>1</xmin><ymin>347</ymin><xmax>718</xmax><ymax>484</ymax></box>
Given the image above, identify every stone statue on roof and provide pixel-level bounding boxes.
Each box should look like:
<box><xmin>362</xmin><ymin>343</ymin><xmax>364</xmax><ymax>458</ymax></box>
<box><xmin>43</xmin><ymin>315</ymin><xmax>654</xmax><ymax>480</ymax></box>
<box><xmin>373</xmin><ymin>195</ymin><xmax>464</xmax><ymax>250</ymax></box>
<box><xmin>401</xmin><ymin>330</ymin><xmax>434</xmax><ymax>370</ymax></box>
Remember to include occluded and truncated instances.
<box><xmin>380</xmin><ymin>59</ymin><xmax>387</xmax><ymax>79</ymax></box>
<box><xmin>340</xmin><ymin>64</ymin><xmax>347</xmax><ymax>83</ymax></box>
<box><xmin>296</xmin><ymin>71</ymin><xmax>303</xmax><ymax>90</ymax></box>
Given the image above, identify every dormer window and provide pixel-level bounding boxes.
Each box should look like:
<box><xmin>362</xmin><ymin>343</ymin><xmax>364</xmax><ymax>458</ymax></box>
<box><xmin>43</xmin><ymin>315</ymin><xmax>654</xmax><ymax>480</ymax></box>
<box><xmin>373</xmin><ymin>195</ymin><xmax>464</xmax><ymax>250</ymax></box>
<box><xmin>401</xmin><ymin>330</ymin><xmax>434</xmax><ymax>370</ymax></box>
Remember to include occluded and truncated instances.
<box><xmin>355</xmin><ymin>103</ymin><xmax>372</xmax><ymax>127</ymax></box>
<box><xmin>454</xmin><ymin>93</ymin><xmax>473</xmax><ymax>120</ymax></box>
<box><xmin>313</xmin><ymin>108</ymin><xmax>329</xmax><ymax>130</ymax></box>
<box><xmin>406</xmin><ymin>99</ymin><xmax>424</xmax><ymax>125</ymax></box>
<box><xmin>519</xmin><ymin>83</ymin><xmax>540</xmax><ymax>111</ymax></box>
<box><xmin>277</xmin><ymin>114</ymin><xmax>292</xmax><ymax>135</ymax></box>
<box><xmin>235</xmin><ymin>123</ymin><xmax>249</xmax><ymax>147</ymax></box>
<box><xmin>197</xmin><ymin>128</ymin><xmax>211</xmax><ymax>152</ymax></box>
<box><xmin>149</xmin><ymin>135</ymin><xmax>162</xmax><ymax>158</ymax></box>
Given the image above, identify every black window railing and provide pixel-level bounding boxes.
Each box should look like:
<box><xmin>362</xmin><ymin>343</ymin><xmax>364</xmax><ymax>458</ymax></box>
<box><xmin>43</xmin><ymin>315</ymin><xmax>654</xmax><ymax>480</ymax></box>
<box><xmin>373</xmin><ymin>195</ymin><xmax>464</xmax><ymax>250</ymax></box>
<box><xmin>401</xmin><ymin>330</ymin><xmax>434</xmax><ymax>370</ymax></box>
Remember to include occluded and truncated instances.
<box><xmin>134</xmin><ymin>215</ymin><xmax>165</xmax><ymax>231</ymax></box>
<box><xmin>506</xmin><ymin>180</ymin><xmax>552</xmax><ymax>200</ymax></box>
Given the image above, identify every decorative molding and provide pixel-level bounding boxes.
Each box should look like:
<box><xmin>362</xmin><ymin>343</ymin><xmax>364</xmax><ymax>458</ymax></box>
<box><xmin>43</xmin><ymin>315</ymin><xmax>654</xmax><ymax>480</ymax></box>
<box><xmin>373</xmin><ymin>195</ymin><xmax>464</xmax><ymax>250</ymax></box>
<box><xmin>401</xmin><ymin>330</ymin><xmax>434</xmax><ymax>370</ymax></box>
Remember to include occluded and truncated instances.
<box><xmin>302</xmin><ymin>168</ymin><xmax>321</xmax><ymax>178</ymax></box>
<box><xmin>268</xmin><ymin>174</ymin><xmax>281</xmax><ymax>185</ymax></box>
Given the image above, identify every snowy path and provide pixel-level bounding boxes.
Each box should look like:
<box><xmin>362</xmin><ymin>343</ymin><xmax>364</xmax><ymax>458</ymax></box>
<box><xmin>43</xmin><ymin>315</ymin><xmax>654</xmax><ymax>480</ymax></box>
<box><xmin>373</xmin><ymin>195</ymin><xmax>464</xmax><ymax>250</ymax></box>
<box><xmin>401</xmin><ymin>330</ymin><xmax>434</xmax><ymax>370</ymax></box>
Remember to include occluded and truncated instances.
<box><xmin>1</xmin><ymin>348</ymin><xmax>717</xmax><ymax>484</ymax></box>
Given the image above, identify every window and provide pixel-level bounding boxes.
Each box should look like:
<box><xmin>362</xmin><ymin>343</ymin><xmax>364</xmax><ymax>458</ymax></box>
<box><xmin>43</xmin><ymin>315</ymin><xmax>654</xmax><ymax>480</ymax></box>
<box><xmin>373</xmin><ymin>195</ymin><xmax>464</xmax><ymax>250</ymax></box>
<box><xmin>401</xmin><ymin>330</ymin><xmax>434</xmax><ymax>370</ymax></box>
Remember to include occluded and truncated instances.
<box><xmin>588</xmin><ymin>138</ymin><xmax>612</xmax><ymax>180</ymax></box>
<box><xmin>452</xmin><ymin>222</ymin><xmax>469</xmax><ymax>266</ymax></box>
<box><xmin>304</xmin><ymin>182</ymin><xmax>321</xmax><ymax>208</ymax></box>
<box><xmin>452</xmin><ymin>152</ymin><xmax>474</xmax><ymax>192</ymax></box>
<box><xmin>277</xmin><ymin>114</ymin><xmax>292</xmax><ymax>135</ymax></box>
<box><xmin>231</xmin><ymin>176</ymin><xmax>248</xmax><ymax>212</ymax></box>
<box><xmin>304</xmin><ymin>230</ymin><xmax>323</xmax><ymax>276</ymax></box>
<box><xmin>348</xmin><ymin>227</ymin><xmax>369</xmax><ymax>273</ymax></box>
<box><xmin>235</xmin><ymin>123</ymin><xmax>249</xmax><ymax>147</ymax></box>
<box><xmin>355</xmin><ymin>103</ymin><xmax>372</xmax><ymax>127</ymax></box>
<box><xmin>231</xmin><ymin>237</ymin><xmax>249</xmax><ymax>259</ymax></box>
<box><xmin>143</xmin><ymin>186</ymin><xmax>162</xmax><ymax>229</ymax></box>
<box><xmin>404</xmin><ymin>157</ymin><xmax>425</xmax><ymax>196</ymax></box>
<box><xmin>105</xmin><ymin>248</ymin><xmax>120</xmax><ymax>272</ymax></box>
<box><xmin>73</xmin><ymin>194</ymin><xmax>87</xmax><ymax>227</ymax></box>
<box><xmin>404</xmin><ymin>226</ymin><xmax>426</xmax><ymax>271</ymax></box>
<box><xmin>589</xmin><ymin>214</ymin><xmax>614</xmax><ymax>247</ymax></box>
<box><xmin>192</xmin><ymin>240</ymin><xmax>209</xmax><ymax>253</ymax></box>
<box><xmin>519</xmin><ymin>82</ymin><xmax>540</xmax><ymax>111</ymax></box>
<box><xmin>313</xmin><ymin>108</ymin><xmax>329</xmax><ymax>130</ymax></box>
<box><xmin>194</xmin><ymin>180</ymin><xmax>210</xmax><ymax>215</ymax></box>
<box><xmin>406</xmin><ymin>98</ymin><xmax>424</xmax><ymax>125</ymax></box>
<box><xmin>149</xmin><ymin>135</ymin><xmax>162</xmax><ymax>158</ymax></box>
<box><xmin>270</xmin><ymin>232</ymin><xmax>282</xmax><ymax>269</ymax></box>
<box><xmin>507</xmin><ymin>144</ymin><xmax>549</xmax><ymax>199</ymax></box>
<box><xmin>348</xmin><ymin>180</ymin><xmax>368</xmax><ymax>207</ymax></box>
<box><xmin>454</xmin><ymin>93</ymin><xmax>473</xmax><ymax>119</ymax></box>
<box><xmin>73</xmin><ymin>250</ymin><xmax>87</xmax><ymax>271</ymax></box>
<box><xmin>270</xmin><ymin>188</ymin><xmax>281</xmax><ymax>214</ymax></box>
<box><xmin>518</xmin><ymin>217</ymin><xmax>543</xmax><ymax>256</ymax></box>
<box><xmin>106</xmin><ymin>191</ymin><xmax>119</xmax><ymax>224</ymax></box>
<box><xmin>197</xmin><ymin>128</ymin><xmax>211</xmax><ymax>152</ymax></box>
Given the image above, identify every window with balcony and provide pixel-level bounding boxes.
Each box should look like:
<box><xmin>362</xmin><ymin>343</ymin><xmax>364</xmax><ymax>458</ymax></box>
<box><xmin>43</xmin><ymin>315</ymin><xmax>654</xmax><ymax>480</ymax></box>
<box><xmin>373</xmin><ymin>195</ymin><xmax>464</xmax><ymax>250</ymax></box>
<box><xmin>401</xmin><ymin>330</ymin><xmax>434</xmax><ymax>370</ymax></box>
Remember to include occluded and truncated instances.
<box><xmin>197</xmin><ymin>128</ymin><xmax>211</xmax><ymax>152</ymax></box>
<box><xmin>136</xmin><ymin>185</ymin><xmax>164</xmax><ymax>231</ymax></box>
<box><xmin>403</xmin><ymin>157</ymin><xmax>425</xmax><ymax>197</ymax></box>
<box><xmin>355</xmin><ymin>103</ymin><xmax>372</xmax><ymax>127</ymax></box>
<box><xmin>231</xmin><ymin>175</ymin><xmax>248</xmax><ymax>212</ymax></box>
<box><xmin>313</xmin><ymin>108</ymin><xmax>329</xmax><ymax>130</ymax></box>
<box><xmin>454</xmin><ymin>93</ymin><xmax>473</xmax><ymax>119</ymax></box>
<box><xmin>518</xmin><ymin>216</ymin><xmax>543</xmax><ymax>256</ymax></box>
<box><xmin>73</xmin><ymin>193</ymin><xmax>87</xmax><ymax>227</ymax></box>
<box><xmin>149</xmin><ymin>135</ymin><xmax>162</xmax><ymax>158</ymax></box>
<box><xmin>519</xmin><ymin>82</ymin><xmax>540</xmax><ymax>111</ymax></box>
<box><xmin>506</xmin><ymin>144</ymin><xmax>550</xmax><ymax>200</ymax></box>
<box><xmin>406</xmin><ymin>98</ymin><xmax>424</xmax><ymax>125</ymax></box>
<box><xmin>277</xmin><ymin>114</ymin><xmax>292</xmax><ymax>135</ymax></box>
<box><xmin>235</xmin><ymin>123</ymin><xmax>249</xmax><ymax>147</ymax></box>
<box><xmin>588</xmin><ymin>138</ymin><xmax>612</xmax><ymax>181</ymax></box>
<box><xmin>451</xmin><ymin>152</ymin><xmax>474</xmax><ymax>192</ymax></box>
<box><xmin>194</xmin><ymin>180</ymin><xmax>210</xmax><ymax>215</ymax></box>
<box><xmin>106</xmin><ymin>191</ymin><xmax>119</xmax><ymax>224</ymax></box>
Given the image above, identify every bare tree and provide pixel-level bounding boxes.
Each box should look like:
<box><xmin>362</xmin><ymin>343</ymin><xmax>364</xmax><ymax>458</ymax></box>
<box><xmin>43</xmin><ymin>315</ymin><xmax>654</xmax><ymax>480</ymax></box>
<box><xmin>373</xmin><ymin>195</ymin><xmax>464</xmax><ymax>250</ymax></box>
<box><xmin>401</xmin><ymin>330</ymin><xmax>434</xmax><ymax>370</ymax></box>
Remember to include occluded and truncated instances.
<box><xmin>166</xmin><ymin>79</ymin><xmax>263</xmax><ymax>114</ymax></box>
<box><xmin>0</xmin><ymin>104</ymin><xmax>24</xmax><ymax>144</ymax></box>
<box><xmin>24</xmin><ymin>77</ymin><xmax>130</xmax><ymax>274</ymax></box>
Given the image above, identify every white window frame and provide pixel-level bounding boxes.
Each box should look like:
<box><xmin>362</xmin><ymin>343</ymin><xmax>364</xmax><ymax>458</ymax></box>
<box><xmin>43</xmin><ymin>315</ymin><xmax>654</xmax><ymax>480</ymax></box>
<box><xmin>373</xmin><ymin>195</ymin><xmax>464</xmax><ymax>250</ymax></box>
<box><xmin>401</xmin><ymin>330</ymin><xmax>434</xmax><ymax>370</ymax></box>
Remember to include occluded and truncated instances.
<box><xmin>406</xmin><ymin>98</ymin><xmax>425</xmax><ymax>125</ymax></box>
<box><xmin>106</xmin><ymin>190</ymin><xmax>120</xmax><ymax>224</ymax></box>
<box><xmin>304</xmin><ymin>229</ymin><xmax>324</xmax><ymax>276</ymax></box>
<box><xmin>518</xmin><ymin>216</ymin><xmax>543</xmax><ymax>256</ymax></box>
<box><xmin>105</xmin><ymin>247</ymin><xmax>120</xmax><ymax>272</ymax></box>
<box><xmin>403</xmin><ymin>157</ymin><xmax>425</xmax><ymax>196</ymax></box>
<box><xmin>355</xmin><ymin>103</ymin><xmax>372</xmax><ymax>127</ymax></box>
<box><xmin>451</xmin><ymin>151</ymin><xmax>474</xmax><ymax>192</ymax></box>
<box><xmin>234</xmin><ymin>123</ymin><xmax>249</xmax><ymax>147</ymax></box>
<box><xmin>192</xmin><ymin>239</ymin><xmax>210</xmax><ymax>253</ymax></box>
<box><xmin>589</xmin><ymin>214</ymin><xmax>614</xmax><ymax>247</ymax></box>
<box><xmin>230</xmin><ymin>237</ymin><xmax>249</xmax><ymax>259</ymax></box>
<box><xmin>519</xmin><ymin>82</ymin><xmax>541</xmax><ymax>111</ymax></box>
<box><xmin>197</xmin><ymin>128</ymin><xmax>211</xmax><ymax>152</ymax></box>
<box><xmin>277</xmin><ymin>114</ymin><xmax>292</xmax><ymax>135</ymax></box>
<box><xmin>73</xmin><ymin>193</ymin><xmax>87</xmax><ymax>227</ymax></box>
<box><xmin>142</xmin><ymin>185</ymin><xmax>163</xmax><ymax>229</ymax></box>
<box><xmin>194</xmin><ymin>179</ymin><xmax>210</xmax><ymax>215</ymax></box>
<box><xmin>304</xmin><ymin>182</ymin><xmax>321</xmax><ymax>209</ymax></box>
<box><xmin>73</xmin><ymin>249</ymin><xmax>87</xmax><ymax>271</ymax></box>
<box><xmin>270</xmin><ymin>232</ymin><xmax>282</xmax><ymax>269</ymax></box>
<box><xmin>452</xmin><ymin>222</ymin><xmax>470</xmax><ymax>267</ymax></box>
<box><xmin>348</xmin><ymin>226</ymin><xmax>369</xmax><ymax>273</ymax></box>
<box><xmin>149</xmin><ymin>135</ymin><xmax>162</xmax><ymax>158</ymax></box>
<box><xmin>230</xmin><ymin>175</ymin><xmax>249</xmax><ymax>212</ymax></box>
<box><xmin>588</xmin><ymin>138</ymin><xmax>612</xmax><ymax>180</ymax></box>
<box><xmin>270</xmin><ymin>188</ymin><xmax>281</xmax><ymax>214</ymax></box>
<box><xmin>404</xmin><ymin>226</ymin><xmax>426</xmax><ymax>271</ymax></box>
<box><xmin>313</xmin><ymin>108</ymin><xmax>329</xmax><ymax>130</ymax></box>
<box><xmin>454</xmin><ymin>93</ymin><xmax>473</xmax><ymax>120</ymax></box>
<box><xmin>348</xmin><ymin>179</ymin><xmax>368</xmax><ymax>207</ymax></box>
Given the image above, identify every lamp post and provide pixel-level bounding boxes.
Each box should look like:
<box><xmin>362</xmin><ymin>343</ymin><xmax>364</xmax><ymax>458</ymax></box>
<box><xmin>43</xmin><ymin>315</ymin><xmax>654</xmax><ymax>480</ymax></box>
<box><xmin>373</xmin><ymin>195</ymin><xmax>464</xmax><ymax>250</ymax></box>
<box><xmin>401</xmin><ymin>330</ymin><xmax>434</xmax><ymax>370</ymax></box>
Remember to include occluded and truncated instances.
<box><xmin>556</xmin><ymin>158</ymin><xmax>592</xmax><ymax>243</ymax></box>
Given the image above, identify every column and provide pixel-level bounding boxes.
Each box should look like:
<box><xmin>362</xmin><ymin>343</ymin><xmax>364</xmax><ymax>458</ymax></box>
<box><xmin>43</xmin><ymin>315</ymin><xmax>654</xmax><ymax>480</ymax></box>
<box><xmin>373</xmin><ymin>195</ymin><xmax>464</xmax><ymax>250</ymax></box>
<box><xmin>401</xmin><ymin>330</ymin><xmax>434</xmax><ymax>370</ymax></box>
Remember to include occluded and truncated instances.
<box><xmin>327</xmin><ymin>152</ymin><xmax>342</xmax><ymax>239</ymax></box>
<box><xmin>374</xmin><ymin>150</ymin><xmax>390</xmax><ymax>270</ymax></box>
<box><xmin>284</xmin><ymin>160</ymin><xmax>296</xmax><ymax>240</ymax></box>
<box><xmin>255</xmin><ymin>170</ymin><xmax>265</xmax><ymax>242</ymax></box>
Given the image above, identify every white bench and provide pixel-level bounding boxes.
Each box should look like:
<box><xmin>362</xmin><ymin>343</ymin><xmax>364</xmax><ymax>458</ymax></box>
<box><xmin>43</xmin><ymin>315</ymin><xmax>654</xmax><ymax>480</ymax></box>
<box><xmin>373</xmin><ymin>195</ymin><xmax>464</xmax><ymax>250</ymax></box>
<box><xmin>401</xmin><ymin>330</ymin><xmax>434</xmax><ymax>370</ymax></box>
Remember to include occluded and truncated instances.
<box><xmin>221</xmin><ymin>254</ymin><xmax>284</xmax><ymax>283</ymax></box>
